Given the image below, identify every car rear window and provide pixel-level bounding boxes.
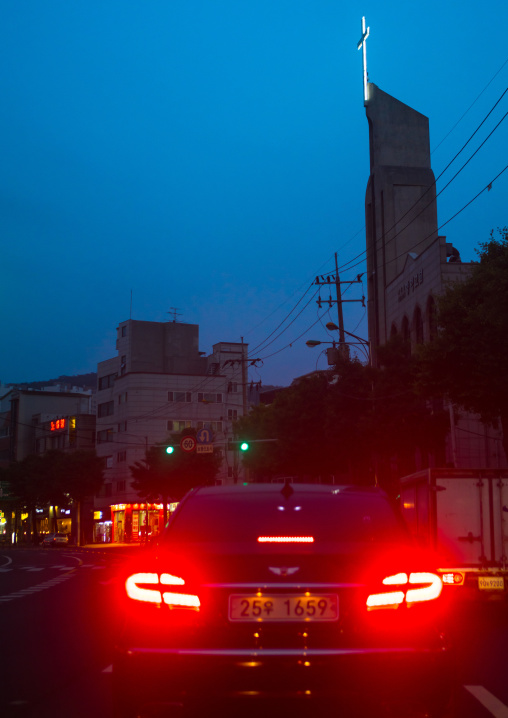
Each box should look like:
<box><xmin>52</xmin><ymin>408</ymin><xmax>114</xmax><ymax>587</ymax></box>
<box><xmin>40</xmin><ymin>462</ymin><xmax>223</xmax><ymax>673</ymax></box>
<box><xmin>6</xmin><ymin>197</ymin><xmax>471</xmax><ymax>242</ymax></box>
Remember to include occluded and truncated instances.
<box><xmin>163</xmin><ymin>491</ymin><xmax>408</xmax><ymax>545</ymax></box>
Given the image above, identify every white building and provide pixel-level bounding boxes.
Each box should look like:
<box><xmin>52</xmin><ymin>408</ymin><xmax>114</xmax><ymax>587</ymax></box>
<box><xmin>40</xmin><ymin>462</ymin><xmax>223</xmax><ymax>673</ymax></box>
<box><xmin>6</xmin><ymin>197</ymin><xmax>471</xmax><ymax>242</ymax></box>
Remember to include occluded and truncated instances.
<box><xmin>94</xmin><ymin>319</ymin><xmax>248</xmax><ymax>542</ymax></box>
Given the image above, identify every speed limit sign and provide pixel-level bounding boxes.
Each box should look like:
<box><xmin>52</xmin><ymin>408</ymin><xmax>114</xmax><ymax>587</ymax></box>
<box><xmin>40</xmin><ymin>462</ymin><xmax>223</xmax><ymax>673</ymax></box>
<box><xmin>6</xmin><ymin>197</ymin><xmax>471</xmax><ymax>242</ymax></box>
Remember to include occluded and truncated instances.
<box><xmin>180</xmin><ymin>436</ymin><xmax>197</xmax><ymax>453</ymax></box>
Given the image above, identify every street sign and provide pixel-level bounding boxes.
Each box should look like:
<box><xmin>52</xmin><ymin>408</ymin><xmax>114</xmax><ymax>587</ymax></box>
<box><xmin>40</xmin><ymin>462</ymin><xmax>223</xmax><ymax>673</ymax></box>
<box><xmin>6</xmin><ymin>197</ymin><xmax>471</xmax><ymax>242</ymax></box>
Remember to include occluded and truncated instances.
<box><xmin>197</xmin><ymin>444</ymin><xmax>214</xmax><ymax>454</ymax></box>
<box><xmin>196</xmin><ymin>427</ymin><xmax>212</xmax><ymax>444</ymax></box>
<box><xmin>180</xmin><ymin>436</ymin><xmax>197</xmax><ymax>453</ymax></box>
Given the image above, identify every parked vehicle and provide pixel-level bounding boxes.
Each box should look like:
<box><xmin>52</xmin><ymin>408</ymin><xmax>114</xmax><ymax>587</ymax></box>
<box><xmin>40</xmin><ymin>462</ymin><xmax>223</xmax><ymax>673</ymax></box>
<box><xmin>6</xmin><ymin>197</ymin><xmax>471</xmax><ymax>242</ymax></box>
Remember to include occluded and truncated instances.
<box><xmin>41</xmin><ymin>532</ymin><xmax>69</xmax><ymax>547</ymax></box>
<box><xmin>399</xmin><ymin>468</ymin><xmax>508</xmax><ymax>602</ymax></box>
<box><xmin>113</xmin><ymin>483</ymin><xmax>452</xmax><ymax>718</ymax></box>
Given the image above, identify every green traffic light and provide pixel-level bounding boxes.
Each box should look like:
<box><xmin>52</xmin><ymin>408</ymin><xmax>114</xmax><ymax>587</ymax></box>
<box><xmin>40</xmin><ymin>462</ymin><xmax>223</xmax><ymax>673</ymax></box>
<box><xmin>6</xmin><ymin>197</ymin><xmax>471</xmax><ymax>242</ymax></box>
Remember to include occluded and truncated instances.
<box><xmin>166</xmin><ymin>446</ymin><xmax>174</xmax><ymax>454</ymax></box>
<box><xmin>240</xmin><ymin>442</ymin><xmax>249</xmax><ymax>451</ymax></box>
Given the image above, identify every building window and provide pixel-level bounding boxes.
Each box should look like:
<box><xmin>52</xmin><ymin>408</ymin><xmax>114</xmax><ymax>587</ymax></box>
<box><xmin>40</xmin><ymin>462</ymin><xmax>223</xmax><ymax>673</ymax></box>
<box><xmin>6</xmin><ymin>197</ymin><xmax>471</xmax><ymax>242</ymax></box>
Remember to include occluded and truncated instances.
<box><xmin>120</xmin><ymin>355</ymin><xmax>127</xmax><ymax>376</ymax></box>
<box><xmin>401</xmin><ymin>316</ymin><xmax>410</xmax><ymax>342</ymax></box>
<box><xmin>167</xmin><ymin>420</ymin><xmax>192</xmax><ymax>431</ymax></box>
<box><xmin>98</xmin><ymin>373</ymin><xmax>117</xmax><ymax>390</ymax></box>
<box><xmin>118</xmin><ymin>392</ymin><xmax>128</xmax><ymax>404</ymax></box>
<box><xmin>116</xmin><ymin>480</ymin><xmax>126</xmax><ymax>491</ymax></box>
<box><xmin>118</xmin><ymin>421</ymin><xmax>127</xmax><ymax>433</ymax></box>
<box><xmin>228</xmin><ymin>467</ymin><xmax>233</xmax><ymax>478</ymax></box>
<box><xmin>106</xmin><ymin>456</ymin><xmax>113</xmax><ymax>469</ymax></box>
<box><xmin>414</xmin><ymin>306</ymin><xmax>424</xmax><ymax>345</ymax></box>
<box><xmin>196</xmin><ymin>421</ymin><xmax>223</xmax><ymax>433</ymax></box>
<box><xmin>228</xmin><ymin>382</ymin><xmax>238</xmax><ymax>393</ymax></box>
<box><xmin>198</xmin><ymin>392</ymin><xmax>223</xmax><ymax>404</ymax></box>
<box><xmin>98</xmin><ymin>400</ymin><xmax>115</xmax><ymax>418</ymax></box>
<box><xmin>228</xmin><ymin>409</ymin><xmax>238</xmax><ymax>421</ymax></box>
<box><xmin>105</xmin><ymin>483</ymin><xmax>112</xmax><ymax>497</ymax></box>
<box><xmin>427</xmin><ymin>296</ymin><xmax>437</xmax><ymax>341</ymax></box>
<box><xmin>121</xmin><ymin>325</ymin><xmax>127</xmax><ymax>337</ymax></box>
<box><xmin>117</xmin><ymin>451</ymin><xmax>127</xmax><ymax>462</ymax></box>
<box><xmin>168</xmin><ymin>391</ymin><xmax>192</xmax><ymax>402</ymax></box>
<box><xmin>97</xmin><ymin>429</ymin><xmax>113</xmax><ymax>444</ymax></box>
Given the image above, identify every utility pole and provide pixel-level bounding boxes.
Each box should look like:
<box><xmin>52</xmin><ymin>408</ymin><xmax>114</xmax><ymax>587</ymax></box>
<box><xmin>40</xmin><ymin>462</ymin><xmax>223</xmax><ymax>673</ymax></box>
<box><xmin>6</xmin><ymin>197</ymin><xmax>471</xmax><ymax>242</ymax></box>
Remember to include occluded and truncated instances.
<box><xmin>315</xmin><ymin>254</ymin><xmax>365</xmax><ymax>356</ymax></box>
<box><xmin>241</xmin><ymin>337</ymin><xmax>248</xmax><ymax>417</ymax></box>
<box><xmin>334</xmin><ymin>252</ymin><xmax>346</xmax><ymax>352</ymax></box>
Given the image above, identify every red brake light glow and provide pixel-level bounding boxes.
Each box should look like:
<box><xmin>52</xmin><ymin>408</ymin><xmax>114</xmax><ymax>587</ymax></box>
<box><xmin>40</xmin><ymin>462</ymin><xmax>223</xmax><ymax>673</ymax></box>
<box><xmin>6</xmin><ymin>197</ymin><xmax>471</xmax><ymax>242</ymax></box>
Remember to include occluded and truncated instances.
<box><xmin>125</xmin><ymin>572</ymin><xmax>200</xmax><ymax>609</ymax></box>
<box><xmin>367</xmin><ymin>571</ymin><xmax>442</xmax><ymax>609</ymax></box>
<box><xmin>257</xmin><ymin>536</ymin><xmax>314</xmax><ymax>543</ymax></box>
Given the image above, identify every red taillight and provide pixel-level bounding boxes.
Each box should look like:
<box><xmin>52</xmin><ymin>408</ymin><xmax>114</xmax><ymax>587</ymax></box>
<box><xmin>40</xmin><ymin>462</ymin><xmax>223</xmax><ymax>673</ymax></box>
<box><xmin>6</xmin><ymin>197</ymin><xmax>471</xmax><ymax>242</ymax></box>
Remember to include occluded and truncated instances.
<box><xmin>367</xmin><ymin>571</ymin><xmax>442</xmax><ymax>609</ymax></box>
<box><xmin>125</xmin><ymin>572</ymin><xmax>200</xmax><ymax>609</ymax></box>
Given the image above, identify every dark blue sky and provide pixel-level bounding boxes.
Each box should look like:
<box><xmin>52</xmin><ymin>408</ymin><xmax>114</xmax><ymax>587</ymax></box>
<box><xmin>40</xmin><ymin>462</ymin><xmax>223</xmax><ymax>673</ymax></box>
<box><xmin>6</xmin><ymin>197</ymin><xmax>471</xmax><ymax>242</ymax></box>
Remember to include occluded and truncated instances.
<box><xmin>1</xmin><ymin>1</ymin><xmax>506</xmax><ymax>387</ymax></box>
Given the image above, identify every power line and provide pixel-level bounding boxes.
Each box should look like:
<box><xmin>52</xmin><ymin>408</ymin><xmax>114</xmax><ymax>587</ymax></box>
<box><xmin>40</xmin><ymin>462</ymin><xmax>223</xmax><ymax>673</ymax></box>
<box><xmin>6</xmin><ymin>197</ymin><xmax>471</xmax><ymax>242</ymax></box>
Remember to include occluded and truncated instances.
<box><xmin>336</xmin><ymin>88</ymin><xmax>508</xmax><ymax>277</ymax></box>
<box><xmin>432</xmin><ymin>56</ymin><xmax>508</xmax><ymax>154</ymax></box>
<box><xmin>248</xmin><ymin>285</ymin><xmax>321</xmax><ymax>356</ymax></box>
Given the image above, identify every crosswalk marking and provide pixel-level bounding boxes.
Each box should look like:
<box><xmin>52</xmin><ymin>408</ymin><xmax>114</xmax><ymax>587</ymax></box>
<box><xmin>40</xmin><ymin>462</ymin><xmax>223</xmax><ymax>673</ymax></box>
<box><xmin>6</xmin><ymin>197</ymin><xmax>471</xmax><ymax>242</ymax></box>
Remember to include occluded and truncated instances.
<box><xmin>0</xmin><ymin>572</ymin><xmax>77</xmax><ymax>602</ymax></box>
<box><xmin>465</xmin><ymin>686</ymin><xmax>508</xmax><ymax>718</ymax></box>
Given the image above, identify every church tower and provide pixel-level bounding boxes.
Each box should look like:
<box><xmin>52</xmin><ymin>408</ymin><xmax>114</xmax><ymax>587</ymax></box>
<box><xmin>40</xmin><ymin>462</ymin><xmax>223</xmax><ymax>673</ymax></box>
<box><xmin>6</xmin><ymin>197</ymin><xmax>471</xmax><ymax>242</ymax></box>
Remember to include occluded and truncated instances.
<box><xmin>364</xmin><ymin>83</ymin><xmax>438</xmax><ymax>363</ymax></box>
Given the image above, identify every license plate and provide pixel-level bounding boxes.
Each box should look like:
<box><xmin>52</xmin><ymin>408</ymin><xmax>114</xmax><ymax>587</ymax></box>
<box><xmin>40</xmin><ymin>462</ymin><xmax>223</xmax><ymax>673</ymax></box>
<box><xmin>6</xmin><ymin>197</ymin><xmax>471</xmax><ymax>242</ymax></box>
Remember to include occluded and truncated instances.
<box><xmin>478</xmin><ymin>576</ymin><xmax>505</xmax><ymax>590</ymax></box>
<box><xmin>229</xmin><ymin>594</ymin><xmax>338</xmax><ymax>622</ymax></box>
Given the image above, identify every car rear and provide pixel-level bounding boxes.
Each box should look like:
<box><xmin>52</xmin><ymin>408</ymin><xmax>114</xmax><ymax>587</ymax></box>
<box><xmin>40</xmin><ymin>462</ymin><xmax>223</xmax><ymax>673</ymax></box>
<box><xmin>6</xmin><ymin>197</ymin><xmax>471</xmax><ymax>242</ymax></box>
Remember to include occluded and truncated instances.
<box><xmin>112</xmin><ymin>484</ymin><xmax>453</xmax><ymax>717</ymax></box>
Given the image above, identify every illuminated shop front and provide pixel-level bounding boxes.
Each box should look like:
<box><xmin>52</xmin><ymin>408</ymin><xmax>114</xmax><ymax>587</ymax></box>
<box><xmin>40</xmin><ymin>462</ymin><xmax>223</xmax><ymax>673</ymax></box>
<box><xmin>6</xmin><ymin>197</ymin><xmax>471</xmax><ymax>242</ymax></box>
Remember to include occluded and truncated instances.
<box><xmin>38</xmin><ymin>506</ymin><xmax>72</xmax><ymax>537</ymax></box>
<box><xmin>93</xmin><ymin>508</ymin><xmax>112</xmax><ymax>543</ymax></box>
<box><xmin>109</xmin><ymin>502</ymin><xmax>178</xmax><ymax>543</ymax></box>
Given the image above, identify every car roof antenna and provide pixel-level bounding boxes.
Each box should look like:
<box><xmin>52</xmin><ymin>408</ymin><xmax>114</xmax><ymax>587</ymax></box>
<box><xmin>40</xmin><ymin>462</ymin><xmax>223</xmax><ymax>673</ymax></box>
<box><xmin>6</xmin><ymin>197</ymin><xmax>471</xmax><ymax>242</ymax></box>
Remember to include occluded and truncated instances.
<box><xmin>280</xmin><ymin>479</ymin><xmax>294</xmax><ymax>500</ymax></box>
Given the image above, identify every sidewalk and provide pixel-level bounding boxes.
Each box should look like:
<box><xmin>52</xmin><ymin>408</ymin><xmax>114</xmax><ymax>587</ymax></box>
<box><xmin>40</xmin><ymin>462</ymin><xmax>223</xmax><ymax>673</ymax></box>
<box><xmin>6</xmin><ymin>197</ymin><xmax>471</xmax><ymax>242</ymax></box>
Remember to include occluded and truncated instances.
<box><xmin>80</xmin><ymin>542</ymin><xmax>145</xmax><ymax>552</ymax></box>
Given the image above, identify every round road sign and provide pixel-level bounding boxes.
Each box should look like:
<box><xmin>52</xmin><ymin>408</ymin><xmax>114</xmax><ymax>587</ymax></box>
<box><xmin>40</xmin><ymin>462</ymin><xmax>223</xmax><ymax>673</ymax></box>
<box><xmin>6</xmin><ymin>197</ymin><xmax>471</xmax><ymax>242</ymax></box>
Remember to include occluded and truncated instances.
<box><xmin>180</xmin><ymin>436</ymin><xmax>197</xmax><ymax>453</ymax></box>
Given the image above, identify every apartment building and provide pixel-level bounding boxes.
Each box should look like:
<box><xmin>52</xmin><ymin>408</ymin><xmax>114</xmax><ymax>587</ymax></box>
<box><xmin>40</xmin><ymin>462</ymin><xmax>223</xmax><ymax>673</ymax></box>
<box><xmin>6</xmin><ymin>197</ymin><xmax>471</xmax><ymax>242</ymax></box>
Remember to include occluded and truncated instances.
<box><xmin>95</xmin><ymin>319</ymin><xmax>248</xmax><ymax>542</ymax></box>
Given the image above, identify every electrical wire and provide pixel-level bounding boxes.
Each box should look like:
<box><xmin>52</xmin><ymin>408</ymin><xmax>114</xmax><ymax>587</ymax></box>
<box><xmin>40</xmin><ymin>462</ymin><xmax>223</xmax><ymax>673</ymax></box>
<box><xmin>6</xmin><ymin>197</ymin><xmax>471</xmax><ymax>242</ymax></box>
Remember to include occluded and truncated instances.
<box><xmin>431</xmin><ymin>56</ymin><xmax>508</xmax><ymax>154</ymax></box>
<box><xmin>335</xmin><ymin>86</ymin><xmax>508</xmax><ymax>276</ymax></box>
<box><xmin>334</xmin><ymin>163</ymin><xmax>508</xmax><ymax>278</ymax></box>
<box><xmin>241</xmin><ymin>79</ymin><xmax>508</xmax><ymax>365</ymax></box>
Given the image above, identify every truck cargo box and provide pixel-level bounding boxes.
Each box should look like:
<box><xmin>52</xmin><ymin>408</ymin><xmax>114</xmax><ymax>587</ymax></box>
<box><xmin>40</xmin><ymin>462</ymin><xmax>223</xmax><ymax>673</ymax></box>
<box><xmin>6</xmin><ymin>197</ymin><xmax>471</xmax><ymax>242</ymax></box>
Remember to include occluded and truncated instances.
<box><xmin>399</xmin><ymin>469</ymin><xmax>508</xmax><ymax>600</ymax></box>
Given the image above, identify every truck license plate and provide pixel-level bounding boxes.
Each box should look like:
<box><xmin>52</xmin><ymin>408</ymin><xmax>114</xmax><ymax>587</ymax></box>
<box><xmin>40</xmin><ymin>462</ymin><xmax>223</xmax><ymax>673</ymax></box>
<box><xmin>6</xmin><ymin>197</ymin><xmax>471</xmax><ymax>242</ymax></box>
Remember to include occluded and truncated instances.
<box><xmin>478</xmin><ymin>576</ymin><xmax>505</xmax><ymax>590</ymax></box>
<box><xmin>229</xmin><ymin>594</ymin><xmax>338</xmax><ymax>621</ymax></box>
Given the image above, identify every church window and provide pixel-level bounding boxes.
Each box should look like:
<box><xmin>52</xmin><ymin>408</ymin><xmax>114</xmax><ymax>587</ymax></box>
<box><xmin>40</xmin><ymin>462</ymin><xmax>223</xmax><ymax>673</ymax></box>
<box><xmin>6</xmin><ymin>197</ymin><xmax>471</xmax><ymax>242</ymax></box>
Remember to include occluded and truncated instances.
<box><xmin>401</xmin><ymin>316</ymin><xmax>410</xmax><ymax>343</ymax></box>
<box><xmin>414</xmin><ymin>306</ymin><xmax>424</xmax><ymax>344</ymax></box>
<box><xmin>427</xmin><ymin>296</ymin><xmax>437</xmax><ymax>341</ymax></box>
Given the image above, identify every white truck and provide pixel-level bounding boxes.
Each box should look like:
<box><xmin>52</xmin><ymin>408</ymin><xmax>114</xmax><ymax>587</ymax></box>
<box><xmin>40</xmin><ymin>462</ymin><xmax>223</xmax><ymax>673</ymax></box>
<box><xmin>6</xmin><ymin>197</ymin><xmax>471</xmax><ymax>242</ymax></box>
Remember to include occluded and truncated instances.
<box><xmin>399</xmin><ymin>468</ymin><xmax>508</xmax><ymax>601</ymax></box>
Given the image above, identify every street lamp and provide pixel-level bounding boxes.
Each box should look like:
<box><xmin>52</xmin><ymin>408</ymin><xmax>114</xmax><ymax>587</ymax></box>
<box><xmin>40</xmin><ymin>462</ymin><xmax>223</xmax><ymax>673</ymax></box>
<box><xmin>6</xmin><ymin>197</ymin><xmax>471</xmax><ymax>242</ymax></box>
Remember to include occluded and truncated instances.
<box><xmin>306</xmin><ymin>323</ymin><xmax>370</xmax><ymax>363</ymax></box>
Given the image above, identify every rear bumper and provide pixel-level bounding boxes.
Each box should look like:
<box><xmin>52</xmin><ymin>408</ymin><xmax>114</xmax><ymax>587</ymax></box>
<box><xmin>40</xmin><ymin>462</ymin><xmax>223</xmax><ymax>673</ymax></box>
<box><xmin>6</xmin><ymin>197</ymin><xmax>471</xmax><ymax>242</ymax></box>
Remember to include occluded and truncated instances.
<box><xmin>113</xmin><ymin>644</ymin><xmax>452</xmax><ymax>713</ymax></box>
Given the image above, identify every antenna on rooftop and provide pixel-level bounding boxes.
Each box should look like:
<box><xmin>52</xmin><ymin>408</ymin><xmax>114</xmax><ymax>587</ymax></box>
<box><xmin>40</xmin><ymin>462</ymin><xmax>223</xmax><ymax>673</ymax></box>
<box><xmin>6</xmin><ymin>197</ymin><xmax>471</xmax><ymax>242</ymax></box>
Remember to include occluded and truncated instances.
<box><xmin>168</xmin><ymin>307</ymin><xmax>182</xmax><ymax>323</ymax></box>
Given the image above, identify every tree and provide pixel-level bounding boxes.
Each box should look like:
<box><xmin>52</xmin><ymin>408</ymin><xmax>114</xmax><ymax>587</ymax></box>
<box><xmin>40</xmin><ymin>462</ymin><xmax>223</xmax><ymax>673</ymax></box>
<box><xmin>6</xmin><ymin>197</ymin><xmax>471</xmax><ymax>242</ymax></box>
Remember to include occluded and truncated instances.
<box><xmin>129</xmin><ymin>431</ymin><xmax>221</xmax><ymax>526</ymax></box>
<box><xmin>417</xmin><ymin>228</ymin><xmax>508</xmax><ymax>460</ymax></box>
<box><xmin>235</xmin><ymin>344</ymin><xmax>448</xmax><ymax>493</ymax></box>
<box><xmin>1</xmin><ymin>449</ymin><xmax>104</xmax><ymax>543</ymax></box>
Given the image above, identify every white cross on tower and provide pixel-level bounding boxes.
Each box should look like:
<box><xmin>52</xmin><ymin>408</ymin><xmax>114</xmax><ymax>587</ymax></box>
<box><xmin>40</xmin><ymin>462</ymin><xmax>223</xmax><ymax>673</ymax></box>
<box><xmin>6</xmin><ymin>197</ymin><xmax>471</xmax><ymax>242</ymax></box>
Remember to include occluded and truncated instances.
<box><xmin>357</xmin><ymin>16</ymin><xmax>370</xmax><ymax>105</ymax></box>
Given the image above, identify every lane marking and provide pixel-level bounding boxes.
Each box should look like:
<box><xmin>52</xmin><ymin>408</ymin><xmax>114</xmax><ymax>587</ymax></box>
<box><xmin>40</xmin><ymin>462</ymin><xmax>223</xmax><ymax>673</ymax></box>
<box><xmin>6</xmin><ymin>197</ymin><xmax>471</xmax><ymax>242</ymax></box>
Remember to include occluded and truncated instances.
<box><xmin>465</xmin><ymin>686</ymin><xmax>508</xmax><ymax>718</ymax></box>
<box><xmin>0</xmin><ymin>571</ymin><xmax>76</xmax><ymax>602</ymax></box>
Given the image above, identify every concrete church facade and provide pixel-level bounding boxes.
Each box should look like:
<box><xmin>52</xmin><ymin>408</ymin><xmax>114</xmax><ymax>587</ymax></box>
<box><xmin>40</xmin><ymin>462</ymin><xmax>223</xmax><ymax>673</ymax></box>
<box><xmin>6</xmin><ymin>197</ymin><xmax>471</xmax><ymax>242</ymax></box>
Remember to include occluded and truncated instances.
<box><xmin>363</xmin><ymin>82</ymin><xmax>506</xmax><ymax>469</ymax></box>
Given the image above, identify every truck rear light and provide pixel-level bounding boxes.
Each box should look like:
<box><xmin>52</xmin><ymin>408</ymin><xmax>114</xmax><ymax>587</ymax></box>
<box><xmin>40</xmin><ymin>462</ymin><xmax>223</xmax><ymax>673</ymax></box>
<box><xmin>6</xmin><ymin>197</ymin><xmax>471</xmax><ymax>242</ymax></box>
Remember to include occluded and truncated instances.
<box><xmin>439</xmin><ymin>571</ymin><xmax>465</xmax><ymax>585</ymax></box>
<box><xmin>125</xmin><ymin>572</ymin><xmax>200</xmax><ymax>609</ymax></box>
<box><xmin>367</xmin><ymin>571</ymin><xmax>442</xmax><ymax>609</ymax></box>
